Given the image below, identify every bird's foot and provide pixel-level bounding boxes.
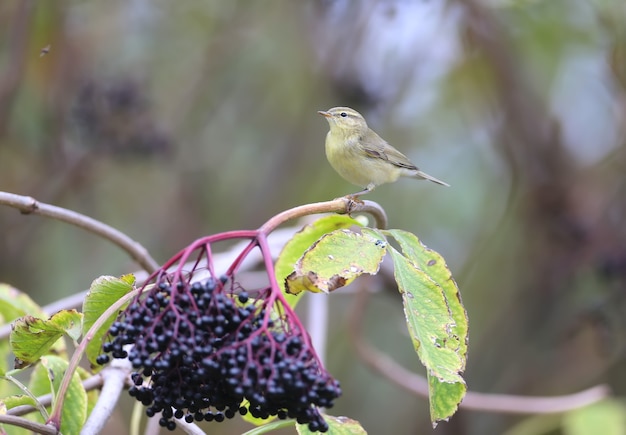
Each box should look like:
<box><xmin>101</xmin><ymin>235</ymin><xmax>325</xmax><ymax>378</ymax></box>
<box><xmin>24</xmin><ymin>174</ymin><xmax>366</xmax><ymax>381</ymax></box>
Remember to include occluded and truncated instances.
<box><xmin>343</xmin><ymin>194</ymin><xmax>364</xmax><ymax>215</ymax></box>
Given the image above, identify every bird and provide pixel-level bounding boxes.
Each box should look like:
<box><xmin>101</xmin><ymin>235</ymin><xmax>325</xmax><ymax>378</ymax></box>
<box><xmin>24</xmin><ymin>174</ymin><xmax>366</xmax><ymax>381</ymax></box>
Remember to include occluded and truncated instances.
<box><xmin>318</xmin><ymin>107</ymin><xmax>449</xmax><ymax>196</ymax></box>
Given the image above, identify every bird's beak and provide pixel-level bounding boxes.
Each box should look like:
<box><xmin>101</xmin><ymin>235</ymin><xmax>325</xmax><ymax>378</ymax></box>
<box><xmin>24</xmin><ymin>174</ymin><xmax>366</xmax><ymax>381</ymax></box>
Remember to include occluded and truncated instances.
<box><xmin>317</xmin><ymin>110</ymin><xmax>331</xmax><ymax>118</ymax></box>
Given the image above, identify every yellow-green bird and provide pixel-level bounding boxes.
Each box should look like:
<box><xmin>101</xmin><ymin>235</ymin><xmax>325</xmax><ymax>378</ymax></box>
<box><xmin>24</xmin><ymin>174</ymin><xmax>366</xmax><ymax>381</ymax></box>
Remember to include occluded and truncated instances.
<box><xmin>318</xmin><ymin>107</ymin><xmax>449</xmax><ymax>196</ymax></box>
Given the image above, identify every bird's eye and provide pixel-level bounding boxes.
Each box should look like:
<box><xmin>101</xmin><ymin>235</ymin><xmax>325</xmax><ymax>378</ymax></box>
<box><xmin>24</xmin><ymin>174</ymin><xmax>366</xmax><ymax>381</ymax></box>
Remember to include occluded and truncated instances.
<box><xmin>340</xmin><ymin>112</ymin><xmax>347</xmax><ymax>118</ymax></box>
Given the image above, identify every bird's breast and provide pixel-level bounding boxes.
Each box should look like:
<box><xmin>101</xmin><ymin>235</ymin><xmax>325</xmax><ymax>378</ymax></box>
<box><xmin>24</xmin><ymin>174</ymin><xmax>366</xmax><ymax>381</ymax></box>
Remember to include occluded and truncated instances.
<box><xmin>325</xmin><ymin>132</ymin><xmax>401</xmax><ymax>187</ymax></box>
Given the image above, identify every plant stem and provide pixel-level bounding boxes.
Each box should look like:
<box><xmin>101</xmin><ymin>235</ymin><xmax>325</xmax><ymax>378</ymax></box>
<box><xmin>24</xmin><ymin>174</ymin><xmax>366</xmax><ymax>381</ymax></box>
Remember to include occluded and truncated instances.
<box><xmin>2</xmin><ymin>374</ymin><xmax>49</xmax><ymax>419</ymax></box>
<box><xmin>258</xmin><ymin>198</ymin><xmax>387</xmax><ymax>234</ymax></box>
<box><xmin>48</xmin><ymin>289</ymin><xmax>139</xmax><ymax>430</ymax></box>
<box><xmin>0</xmin><ymin>414</ymin><xmax>58</xmax><ymax>435</ymax></box>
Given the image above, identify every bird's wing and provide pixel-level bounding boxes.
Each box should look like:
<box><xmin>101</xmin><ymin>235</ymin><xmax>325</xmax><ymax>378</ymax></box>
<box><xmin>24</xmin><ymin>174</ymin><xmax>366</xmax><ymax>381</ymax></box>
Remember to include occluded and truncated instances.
<box><xmin>361</xmin><ymin>129</ymin><xmax>418</xmax><ymax>170</ymax></box>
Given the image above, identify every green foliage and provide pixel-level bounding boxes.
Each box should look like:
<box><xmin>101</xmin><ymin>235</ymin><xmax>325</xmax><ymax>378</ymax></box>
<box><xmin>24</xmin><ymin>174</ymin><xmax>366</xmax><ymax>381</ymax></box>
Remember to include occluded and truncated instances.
<box><xmin>378</xmin><ymin>229</ymin><xmax>467</xmax><ymax>423</ymax></box>
<box><xmin>82</xmin><ymin>274</ymin><xmax>135</xmax><ymax>368</ymax></box>
<box><xmin>36</xmin><ymin>356</ymin><xmax>88</xmax><ymax>435</ymax></box>
<box><xmin>0</xmin><ymin>277</ymin><xmax>123</xmax><ymax>433</ymax></box>
<box><xmin>279</xmin><ymin>218</ymin><xmax>469</xmax><ymax>425</ymax></box>
<box><xmin>10</xmin><ymin>310</ymin><xmax>83</xmax><ymax>368</ymax></box>
<box><xmin>297</xmin><ymin>415</ymin><xmax>367</xmax><ymax>434</ymax></box>
<box><xmin>241</xmin><ymin>418</ymin><xmax>296</xmax><ymax>434</ymax></box>
<box><xmin>240</xmin><ymin>414</ymin><xmax>367</xmax><ymax>434</ymax></box>
<box><xmin>76</xmin><ymin>365</ymin><xmax>100</xmax><ymax>417</ymax></box>
<box><xmin>0</xmin><ymin>394</ymin><xmax>38</xmax><ymax>411</ymax></box>
<box><xmin>0</xmin><ymin>284</ymin><xmax>47</xmax><ymax>322</ymax></box>
<box><xmin>0</xmin><ymin>340</ymin><xmax>10</xmax><ymax>378</ymax></box>
<box><xmin>563</xmin><ymin>400</ymin><xmax>626</xmax><ymax>435</ymax></box>
<box><xmin>275</xmin><ymin>214</ymin><xmax>363</xmax><ymax>305</ymax></box>
<box><xmin>285</xmin><ymin>229</ymin><xmax>386</xmax><ymax>295</ymax></box>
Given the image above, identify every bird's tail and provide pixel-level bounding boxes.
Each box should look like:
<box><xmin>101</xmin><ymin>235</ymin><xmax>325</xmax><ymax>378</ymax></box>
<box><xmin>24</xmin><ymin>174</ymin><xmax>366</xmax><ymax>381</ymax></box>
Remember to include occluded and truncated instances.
<box><xmin>413</xmin><ymin>170</ymin><xmax>450</xmax><ymax>187</ymax></box>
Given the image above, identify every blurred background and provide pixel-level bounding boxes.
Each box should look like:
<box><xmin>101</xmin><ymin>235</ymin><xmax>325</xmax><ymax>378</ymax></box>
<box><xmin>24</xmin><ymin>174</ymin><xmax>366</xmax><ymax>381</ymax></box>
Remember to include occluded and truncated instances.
<box><xmin>1</xmin><ymin>0</ymin><xmax>626</xmax><ymax>434</ymax></box>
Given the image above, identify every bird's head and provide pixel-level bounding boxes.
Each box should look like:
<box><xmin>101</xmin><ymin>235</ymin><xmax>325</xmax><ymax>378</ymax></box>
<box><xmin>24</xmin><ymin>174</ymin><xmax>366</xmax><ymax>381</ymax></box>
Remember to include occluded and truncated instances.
<box><xmin>318</xmin><ymin>107</ymin><xmax>368</xmax><ymax>135</ymax></box>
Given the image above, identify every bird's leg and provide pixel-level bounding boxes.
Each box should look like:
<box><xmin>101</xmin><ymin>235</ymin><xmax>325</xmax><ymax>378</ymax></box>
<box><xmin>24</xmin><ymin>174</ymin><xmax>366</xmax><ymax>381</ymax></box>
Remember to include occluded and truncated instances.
<box><xmin>347</xmin><ymin>183</ymin><xmax>375</xmax><ymax>199</ymax></box>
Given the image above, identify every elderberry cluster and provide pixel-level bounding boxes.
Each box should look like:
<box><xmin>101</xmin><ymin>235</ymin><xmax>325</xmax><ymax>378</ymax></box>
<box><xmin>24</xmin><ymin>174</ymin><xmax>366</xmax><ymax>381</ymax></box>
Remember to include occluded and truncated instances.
<box><xmin>98</xmin><ymin>277</ymin><xmax>340</xmax><ymax>432</ymax></box>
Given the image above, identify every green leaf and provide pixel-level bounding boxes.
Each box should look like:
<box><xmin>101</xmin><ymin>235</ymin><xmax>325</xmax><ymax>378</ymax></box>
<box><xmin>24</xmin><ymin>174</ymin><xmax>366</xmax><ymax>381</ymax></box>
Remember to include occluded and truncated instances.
<box><xmin>275</xmin><ymin>215</ymin><xmax>363</xmax><ymax>305</ymax></box>
<box><xmin>1</xmin><ymin>284</ymin><xmax>68</xmax><ymax>367</ymax></box>
<box><xmin>10</xmin><ymin>310</ymin><xmax>83</xmax><ymax>368</ymax></box>
<box><xmin>0</xmin><ymin>283</ymin><xmax>47</xmax><ymax>321</ymax></box>
<box><xmin>427</xmin><ymin>374</ymin><xmax>467</xmax><ymax>425</ymax></box>
<box><xmin>297</xmin><ymin>415</ymin><xmax>366</xmax><ymax>434</ymax></box>
<box><xmin>384</xmin><ymin>246</ymin><xmax>464</xmax><ymax>381</ymax></box>
<box><xmin>285</xmin><ymin>229</ymin><xmax>386</xmax><ymax>295</ymax></box>
<box><xmin>384</xmin><ymin>229</ymin><xmax>468</xmax><ymax>364</ymax></box>
<box><xmin>39</xmin><ymin>355</ymin><xmax>88</xmax><ymax>435</ymax></box>
<box><xmin>0</xmin><ymin>394</ymin><xmax>38</xmax><ymax>410</ymax></box>
<box><xmin>241</xmin><ymin>418</ymin><xmax>295</xmax><ymax>434</ymax></box>
<box><xmin>76</xmin><ymin>366</ymin><xmax>99</xmax><ymax>416</ymax></box>
<box><xmin>365</xmin><ymin>228</ymin><xmax>468</xmax><ymax>425</ymax></box>
<box><xmin>239</xmin><ymin>398</ymin><xmax>276</xmax><ymax>426</ymax></box>
<box><xmin>0</xmin><ymin>340</ymin><xmax>10</xmax><ymax>376</ymax></box>
<box><xmin>502</xmin><ymin>413</ymin><xmax>563</xmax><ymax>435</ymax></box>
<box><xmin>2</xmin><ymin>365</ymin><xmax>51</xmax><ymax>435</ymax></box>
<box><xmin>28</xmin><ymin>362</ymin><xmax>52</xmax><ymax>400</ymax></box>
<box><xmin>82</xmin><ymin>275</ymin><xmax>135</xmax><ymax>368</ymax></box>
<box><xmin>563</xmin><ymin>400</ymin><xmax>626</xmax><ymax>435</ymax></box>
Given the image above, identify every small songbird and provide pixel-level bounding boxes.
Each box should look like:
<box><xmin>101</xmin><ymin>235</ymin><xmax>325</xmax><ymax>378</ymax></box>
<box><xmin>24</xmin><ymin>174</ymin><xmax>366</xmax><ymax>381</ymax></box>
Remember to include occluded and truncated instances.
<box><xmin>318</xmin><ymin>107</ymin><xmax>449</xmax><ymax>196</ymax></box>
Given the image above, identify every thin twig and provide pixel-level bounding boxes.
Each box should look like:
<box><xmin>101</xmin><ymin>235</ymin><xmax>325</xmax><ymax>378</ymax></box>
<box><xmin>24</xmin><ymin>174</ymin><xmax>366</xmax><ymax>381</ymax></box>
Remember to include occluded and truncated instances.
<box><xmin>349</xmin><ymin>287</ymin><xmax>610</xmax><ymax>414</ymax></box>
<box><xmin>8</xmin><ymin>375</ymin><xmax>103</xmax><ymax>417</ymax></box>
<box><xmin>48</xmin><ymin>289</ymin><xmax>140</xmax><ymax>429</ymax></box>
<box><xmin>0</xmin><ymin>191</ymin><xmax>159</xmax><ymax>273</ymax></box>
<box><xmin>3</xmin><ymin>373</ymin><xmax>49</xmax><ymax>420</ymax></box>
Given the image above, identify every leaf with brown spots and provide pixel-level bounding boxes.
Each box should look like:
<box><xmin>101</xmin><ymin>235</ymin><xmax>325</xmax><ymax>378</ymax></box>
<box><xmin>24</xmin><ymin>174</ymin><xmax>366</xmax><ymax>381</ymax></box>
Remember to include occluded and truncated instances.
<box><xmin>285</xmin><ymin>229</ymin><xmax>386</xmax><ymax>295</ymax></box>
<box><xmin>364</xmin><ymin>228</ymin><xmax>468</xmax><ymax>426</ymax></box>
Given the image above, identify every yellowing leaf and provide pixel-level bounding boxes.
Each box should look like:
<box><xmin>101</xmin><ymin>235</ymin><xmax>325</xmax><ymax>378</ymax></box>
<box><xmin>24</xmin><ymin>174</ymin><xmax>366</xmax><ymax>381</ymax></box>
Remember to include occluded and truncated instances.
<box><xmin>384</xmin><ymin>229</ymin><xmax>468</xmax><ymax>365</ymax></box>
<box><xmin>0</xmin><ymin>284</ymin><xmax>47</xmax><ymax>321</ymax></box>
<box><xmin>285</xmin><ymin>229</ymin><xmax>386</xmax><ymax>295</ymax></box>
<box><xmin>10</xmin><ymin>310</ymin><xmax>83</xmax><ymax>368</ymax></box>
<box><xmin>365</xmin><ymin>228</ymin><xmax>468</xmax><ymax>425</ymax></box>
<box><xmin>275</xmin><ymin>215</ymin><xmax>363</xmax><ymax>305</ymax></box>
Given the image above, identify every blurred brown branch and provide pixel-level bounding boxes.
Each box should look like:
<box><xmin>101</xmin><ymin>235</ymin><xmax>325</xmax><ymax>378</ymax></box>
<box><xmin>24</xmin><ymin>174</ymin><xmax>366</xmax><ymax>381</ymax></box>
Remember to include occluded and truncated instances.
<box><xmin>349</xmin><ymin>286</ymin><xmax>611</xmax><ymax>415</ymax></box>
<box><xmin>0</xmin><ymin>191</ymin><xmax>159</xmax><ymax>273</ymax></box>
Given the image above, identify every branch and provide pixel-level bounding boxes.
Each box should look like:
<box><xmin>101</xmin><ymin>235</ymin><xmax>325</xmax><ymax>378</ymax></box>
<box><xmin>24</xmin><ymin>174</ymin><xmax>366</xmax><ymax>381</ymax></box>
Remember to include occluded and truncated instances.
<box><xmin>0</xmin><ymin>191</ymin><xmax>159</xmax><ymax>273</ymax></box>
<box><xmin>81</xmin><ymin>358</ymin><xmax>131</xmax><ymax>435</ymax></box>
<box><xmin>173</xmin><ymin>417</ymin><xmax>206</xmax><ymax>435</ymax></box>
<box><xmin>258</xmin><ymin>198</ymin><xmax>387</xmax><ymax>234</ymax></box>
<box><xmin>349</xmin><ymin>287</ymin><xmax>610</xmax><ymax>415</ymax></box>
<box><xmin>0</xmin><ymin>414</ymin><xmax>58</xmax><ymax>435</ymax></box>
<box><xmin>0</xmin><ymin>225</ymin><xmax>298</xmax><ymax>341</ymax></box>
